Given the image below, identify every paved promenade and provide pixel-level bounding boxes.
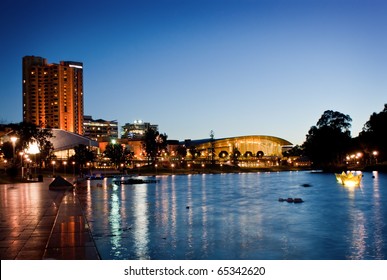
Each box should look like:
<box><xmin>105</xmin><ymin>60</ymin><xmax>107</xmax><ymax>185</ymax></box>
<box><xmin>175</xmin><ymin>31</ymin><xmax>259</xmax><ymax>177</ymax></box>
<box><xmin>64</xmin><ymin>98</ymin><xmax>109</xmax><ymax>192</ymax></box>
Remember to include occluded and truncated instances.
<box><xmin>0</xmin><ymin>177</ymin><xmax>100</xmax><ymax>260</ymax></box>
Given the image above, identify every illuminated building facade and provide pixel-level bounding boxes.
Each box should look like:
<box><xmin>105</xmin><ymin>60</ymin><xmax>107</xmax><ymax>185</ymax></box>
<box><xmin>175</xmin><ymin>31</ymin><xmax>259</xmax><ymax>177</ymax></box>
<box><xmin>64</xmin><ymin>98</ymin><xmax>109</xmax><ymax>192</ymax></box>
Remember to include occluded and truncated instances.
<box><xmin>83</xmin><ymin>115</ymin><xmax>118</xmax><ymax>141</ymax></box>
<box><xmin>184</xmin><ymin>135</ymin><xmax>292</xmax><ymax>166</ymax></box>
<box><xmin>121</xmin><ymin>120</ymin><xmax>158</xmax><ymax>139</ymax></box>
<box><xmin>22</xmin><ymin>56</ymin><xmax>84</xmax><ymax>134</ymax></box>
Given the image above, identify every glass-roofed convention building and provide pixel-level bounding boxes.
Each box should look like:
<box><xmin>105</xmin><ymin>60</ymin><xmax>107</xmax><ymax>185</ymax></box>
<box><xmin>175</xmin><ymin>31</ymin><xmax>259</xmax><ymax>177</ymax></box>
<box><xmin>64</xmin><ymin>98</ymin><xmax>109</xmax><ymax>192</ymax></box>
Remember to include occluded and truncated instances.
<box><xmin>183</xmin><ymin>135</ymin><xmax>292</xmax><ymax>167</ymax></box>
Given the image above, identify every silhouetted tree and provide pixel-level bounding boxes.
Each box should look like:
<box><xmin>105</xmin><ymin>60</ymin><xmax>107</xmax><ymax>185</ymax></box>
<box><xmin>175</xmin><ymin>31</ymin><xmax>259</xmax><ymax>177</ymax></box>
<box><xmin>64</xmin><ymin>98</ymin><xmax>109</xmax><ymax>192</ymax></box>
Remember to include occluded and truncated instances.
<box><xmin>282</xmin><ymin>145</ymin><xmax>304</xmax><ymax>157</ymax></box>
<box><xmin>303</xmin><ymin>110</ymin><xmax>352</xmax><ymax>168</ymax></box>
<box><xmin>73</xmin><ymin>144</ymin><xmax>95</xmax><ymax>168</ymax></box>
<box><xmin>35</xmin><ymin>128</ymin><xmax>54</xmax><ymax>168</ymax></box>
<box><xmin>10</xmin><ymin>122</ymin><xmax>37</xmax><ymax>151</ymax></box>
<box><xmin>189</xmin><ymin>145</ymin><xmax>198</xmax><ymax>161</ymax></box>
<box><xmin>142</xmin><ymin>128</ymin><xmax>167</xmax><ymax>165</ymax></box>
<box><xmin>358</xmin><ymin>104</ymin><xmax>387</xmax><ymax>162</ymax></box>
<box><xmin>1</xmin><ymin>142</ymin><xmax>13</xmax><ymax>160</ymax></box>
<box><xmin>176</xmin><ymin>145</ymin><xmax>187</xmax><ymax>159</ymax></box>
<box><xmin>104</xmin><ymin>143</ymin><xmax>125</xmax><ymax>168</ymax></box>
<box><xmin>9</xmin><ymin>122</ymin><xmax>54</xmax><ymax>168</ymax></box>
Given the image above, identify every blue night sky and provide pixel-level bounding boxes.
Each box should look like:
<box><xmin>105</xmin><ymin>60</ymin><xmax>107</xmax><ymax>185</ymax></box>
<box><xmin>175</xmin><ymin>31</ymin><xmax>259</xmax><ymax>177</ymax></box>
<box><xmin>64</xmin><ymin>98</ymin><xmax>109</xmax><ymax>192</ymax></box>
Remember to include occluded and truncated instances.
<box><xmin>1</xmin><ymin>0</ymin><xmax>386</xmax><ymax>145</ymax></box>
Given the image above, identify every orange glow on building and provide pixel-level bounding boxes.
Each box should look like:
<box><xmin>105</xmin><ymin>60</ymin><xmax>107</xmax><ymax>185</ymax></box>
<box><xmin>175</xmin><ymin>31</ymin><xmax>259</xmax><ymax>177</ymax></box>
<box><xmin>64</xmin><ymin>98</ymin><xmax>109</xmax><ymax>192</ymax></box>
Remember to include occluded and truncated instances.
<box><xmin>22</xmin><ymin>56</ymin><xmax>84</xmax><ymax>134</ymax></box>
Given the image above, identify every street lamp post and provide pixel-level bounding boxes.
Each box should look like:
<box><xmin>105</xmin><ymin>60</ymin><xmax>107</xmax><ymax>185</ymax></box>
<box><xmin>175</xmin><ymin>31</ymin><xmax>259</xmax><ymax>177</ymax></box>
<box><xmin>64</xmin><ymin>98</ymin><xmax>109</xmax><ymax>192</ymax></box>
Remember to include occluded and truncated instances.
<box><xmin>10</xmin><ymin>137</ymin><xmax>17</xmax><ymax>161</ymax></box>
<box><xmin>52</xmin><ymin>161</ymin><xmax>56</xmax><ymax>177</ymax></box>
<box><xmin>72</xmin><ymin>161</ymin><xmax>75</xmax><ymax>177</ymax></box>
<box><xmin>19</xmin><ymin>152</ymin><xmax>24</xmax><ymax>178</ymax></box>
<box><xmin>373</xmin><ymin>151</ymin><xmax>379</xmax><ymax>164</ymax></box>
<box><xmin>63</xmin><ymin>161</ymin><xmax>67</xmax><ymax>177</ymax></box>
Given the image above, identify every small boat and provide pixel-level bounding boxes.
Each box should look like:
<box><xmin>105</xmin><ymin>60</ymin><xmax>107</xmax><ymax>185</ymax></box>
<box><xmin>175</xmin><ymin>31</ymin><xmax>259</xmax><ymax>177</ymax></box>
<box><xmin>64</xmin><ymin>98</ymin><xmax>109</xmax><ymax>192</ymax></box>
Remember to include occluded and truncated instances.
<box><xmin>113</xmin><ymin>178</ymin><xmax>159</xmax><ymax>185</ymax></box>
<box><xmin>335</xmin><ymin>171</ymin><xmax>362</xmax><ymax>187</ymax></box>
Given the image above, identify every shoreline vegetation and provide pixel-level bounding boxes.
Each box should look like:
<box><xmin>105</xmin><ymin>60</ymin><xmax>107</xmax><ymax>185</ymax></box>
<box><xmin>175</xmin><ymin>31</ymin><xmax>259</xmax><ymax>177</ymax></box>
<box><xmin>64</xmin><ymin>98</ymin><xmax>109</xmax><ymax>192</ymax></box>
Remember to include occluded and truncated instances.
<box><xmin>1</xmin><ymin>163</ymin><xmax>387</xmax><ymax>184</ymax></box>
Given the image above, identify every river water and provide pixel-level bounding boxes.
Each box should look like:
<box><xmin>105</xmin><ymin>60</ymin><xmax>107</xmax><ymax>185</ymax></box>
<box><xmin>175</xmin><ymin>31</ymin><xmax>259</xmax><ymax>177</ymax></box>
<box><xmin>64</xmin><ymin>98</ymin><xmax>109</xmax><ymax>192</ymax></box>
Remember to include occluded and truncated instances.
<box><xmin>75</xmin><ymin>171</ymin><xmax>387</xmax><ymax>260</ymax></box>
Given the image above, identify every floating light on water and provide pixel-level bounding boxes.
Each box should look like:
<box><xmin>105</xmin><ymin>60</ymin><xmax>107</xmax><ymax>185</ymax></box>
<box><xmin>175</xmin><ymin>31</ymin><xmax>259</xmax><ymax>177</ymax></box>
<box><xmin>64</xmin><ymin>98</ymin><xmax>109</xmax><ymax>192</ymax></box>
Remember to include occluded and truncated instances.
<box><xmin>335</xmin><ymin>171</ymin><xmax>362</xmax><ymax>187</ymax></box>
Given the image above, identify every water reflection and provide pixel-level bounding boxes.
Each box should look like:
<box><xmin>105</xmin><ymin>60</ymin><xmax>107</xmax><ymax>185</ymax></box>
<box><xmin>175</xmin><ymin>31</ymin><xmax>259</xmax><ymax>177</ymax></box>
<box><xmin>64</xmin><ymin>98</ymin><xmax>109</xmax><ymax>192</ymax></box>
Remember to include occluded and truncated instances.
<box><xmin>371</xmin><ymin>171</ymin><xmax>384</xmax><ymax>259</ymax></box>
<box><xmin>109</xmin><ymin>188</ymin><xmax>122</xmax><ymax>258</ymax></box>
<box><xmin>349</xmin><ymin>209</ymin><xmax>367</xmax><ymax>259</ymax></box>
<box><xmin>133</xmin><ymin>184</ymin><xmax>149</xmax><ymax>259</ymax></box>
<box><xmin>75</xmin><ymin>172</ymin><xmax>387</xmax><ymax>260</ymax></box>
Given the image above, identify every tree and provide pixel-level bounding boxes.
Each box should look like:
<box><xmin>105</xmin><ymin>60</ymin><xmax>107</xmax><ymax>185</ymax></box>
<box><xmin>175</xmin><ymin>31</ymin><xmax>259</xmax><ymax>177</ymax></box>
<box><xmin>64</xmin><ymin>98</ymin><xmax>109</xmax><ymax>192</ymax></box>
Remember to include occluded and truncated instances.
<box><xmin>73</xmin><ymin>144</ymin><xmax>95</xmax><ymax>168</ymax></box>
<box><xmin>11</xmin><ymin>122</ymin><xmax>38</xmax><ymax>151</ymax></box>
<box><xmin>359</xmin><ymin>104</ymin><xmax>387</xmax><ymax>161</ymax></box>
<box><xmin>176</xmin><ymin>145</ymin><xmax>187</xmax><ymax>159</ymax></box>
<box><xmin>35</xmin><ymin>127</ymin><xmax>54</xmax><ymax>168</ymax></box>
<box><xmin>282</xmin><ymin>145</ymin><xmax>304</xmax><ymax>157</ymax></box>
<box><xmin>104</xmin><ymin>143</ymin><xmax>125</xmax><ymax>168</ymax></box>
<box><xmin>303</xmin><ymin>110</ymin><xmax>352</xmax><ymax>167</ymax></box>
<box><xmin>189</xmin><ymin>145</ymin><xmax>198</xmax><ymax>161</ymax></box>
<box><xmin>9</xmin><ymin>122</ymin><xmax>54</xmax><ymax>168</ymax></box>
<box><xmin>142</xmin><ymin>128</ymin><xmax>168</xmax><ymax>165</ymax></box>
<box><xmin>1</xmin><ymin>142</ymin><xmax>14</xmax><ymax>160</ymax></box>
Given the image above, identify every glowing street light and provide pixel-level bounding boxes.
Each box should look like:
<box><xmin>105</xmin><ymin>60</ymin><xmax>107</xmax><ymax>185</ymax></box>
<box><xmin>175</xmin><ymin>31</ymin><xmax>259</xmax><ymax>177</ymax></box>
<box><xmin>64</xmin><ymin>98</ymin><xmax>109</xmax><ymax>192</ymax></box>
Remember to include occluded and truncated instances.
<box><xmin>52</xmin><ymin>160</ymin><xmax>56</xmax><ymax>177</ymax></box>
<box><xmin>19</xmin><ymin>151</ymin><xmax>24</xmax><ymax>165</ymax></box>
<box><xmin>63</xmin><ymin>161</ymin><xmax>67</xmax><ymax>177</ymax></box>
<box><xmin>10</xmin><ymin>136</ymin><xmax>17</xmax><ymax>159</ymax></box>
<box><xmin>373</xmin><ymin>151</ymin><xmax>379</xmax><ymax>164</ymax></box>
<box><xmin>72</xmin><ymin>161</ymin><xmax>76</xmax><ymax>177</ymax></box>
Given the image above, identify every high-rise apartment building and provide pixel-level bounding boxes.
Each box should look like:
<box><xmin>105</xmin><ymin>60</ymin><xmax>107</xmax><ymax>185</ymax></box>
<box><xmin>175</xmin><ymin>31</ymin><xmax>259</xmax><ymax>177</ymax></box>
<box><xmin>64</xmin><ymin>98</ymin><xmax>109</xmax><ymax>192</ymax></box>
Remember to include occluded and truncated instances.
<box><xmin>83</xmin><ymin>115</ymin><xmax>118</xmax><ymax>141</ymax></box>
<box><xmin>22</xmin><ymin>56</ymin><xmax>84</xmax><ymax>134</ymax></box>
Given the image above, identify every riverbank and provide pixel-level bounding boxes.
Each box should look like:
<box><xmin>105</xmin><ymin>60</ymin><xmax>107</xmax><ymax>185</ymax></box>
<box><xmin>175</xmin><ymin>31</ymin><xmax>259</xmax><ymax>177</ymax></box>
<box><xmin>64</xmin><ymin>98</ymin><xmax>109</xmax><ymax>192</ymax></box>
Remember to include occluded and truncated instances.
<box><xmin>0</xmin><ymin>165</ymin><xmax>310</xmax><ymax>184</ymax></box>
<box><xmin>127</xmin><ymin>164</ymin><xmax>312</xmax><ymax>176</ymax></box>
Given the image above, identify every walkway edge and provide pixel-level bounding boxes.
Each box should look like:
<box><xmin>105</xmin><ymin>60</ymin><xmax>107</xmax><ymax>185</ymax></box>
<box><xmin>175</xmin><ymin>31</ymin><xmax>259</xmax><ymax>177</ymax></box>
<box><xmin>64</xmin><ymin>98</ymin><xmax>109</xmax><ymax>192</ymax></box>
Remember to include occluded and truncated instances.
<box><xmin>43</xmin><ymin>190</ymin><xmax>101</xmax><ymax>260</ymax></box>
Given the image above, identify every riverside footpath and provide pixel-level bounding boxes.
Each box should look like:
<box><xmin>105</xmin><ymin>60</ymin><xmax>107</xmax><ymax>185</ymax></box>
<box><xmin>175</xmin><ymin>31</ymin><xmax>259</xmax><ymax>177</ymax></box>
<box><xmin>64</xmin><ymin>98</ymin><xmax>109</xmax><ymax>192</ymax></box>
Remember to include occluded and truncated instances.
<box><xmin>0</xmin><ymin>177</ymin><xmax>100</xmax><ymax>260</ymax></box>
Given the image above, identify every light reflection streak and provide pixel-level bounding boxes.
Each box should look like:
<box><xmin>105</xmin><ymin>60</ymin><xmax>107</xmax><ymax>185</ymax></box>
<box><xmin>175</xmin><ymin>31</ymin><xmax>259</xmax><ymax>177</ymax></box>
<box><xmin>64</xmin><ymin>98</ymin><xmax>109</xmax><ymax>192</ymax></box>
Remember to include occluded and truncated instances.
<box><xmin>170</xmin><ymin>176</ymin><xmax>177</xmax><ymax>250</ymax></box>
<box><xmin>200</xmin><ymin>175</ymin><xmax>208</xmax><ymax>254</ymax></box>
<box><xmin>73</xmin><ymin>172</ymin><xmax>387</xmax><ymax>260</ymax></box>
<box><xmin>349</xmin><ymin>210</ymin><xmax>367</xmax><ymax>259</ymax></box>
<box><xmin>109</xmin><ymin>185</ymin><xmax>123</xmax><ymax>258</ymax></box>
<box><xmin>372</xmin><ymin>171</ymin><xmax>384</xmax><ymax>259</ymax></box>
<box><xmin>346</xmin><ymin>180</ymin><xmax>366</xmax><ymax>259</ymax></box>
<box><xmin>133</xmin><ymin>185</ymin><xmax>149</xmax><ymax>259</ymax></box>
<box><xmin>186</xmin><ymin>175</ymin><xmax>193</xmax><ymax>258</ymax></box>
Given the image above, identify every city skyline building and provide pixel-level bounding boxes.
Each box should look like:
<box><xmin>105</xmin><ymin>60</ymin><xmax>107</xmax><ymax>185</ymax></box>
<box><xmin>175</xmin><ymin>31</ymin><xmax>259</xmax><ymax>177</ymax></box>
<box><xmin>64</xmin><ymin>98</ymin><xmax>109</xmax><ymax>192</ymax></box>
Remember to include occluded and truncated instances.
<box><xmin>83</xmin><ymin>115</ymin><xmax>118</xmax><ymax>141</ymax></box>
<box><xmin>121</xmin><ymin>120</ymin><xmax>158</xmax><ymax>139</ymax></box>
<box><xmin>22</xmin><ymin>56</ymin><xmax>84</xmax><ymax>134</ymax></box>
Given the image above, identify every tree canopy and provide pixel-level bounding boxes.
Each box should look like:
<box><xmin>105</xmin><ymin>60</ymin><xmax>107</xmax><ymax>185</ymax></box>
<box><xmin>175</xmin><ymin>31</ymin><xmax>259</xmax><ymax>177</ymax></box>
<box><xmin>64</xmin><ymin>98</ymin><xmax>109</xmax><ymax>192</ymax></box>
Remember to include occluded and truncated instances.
<box><xmin>142</xmin><ymin>128</ymin><xmax>168</xmax><ymax>164</ymax></box>
<box><xmin>303</xmin><ymin>110</ymin><xmax>352</xmax><ymax>167</ymax></box>
<box><xmin>8</xmin><ymin>122</ymin><xmax>54</xmax><ymax>166</ymax></box>
<box><xmin>104</xmin><ymin>143</ymin><xmax>131</xmax><ymax>167</ymax></box>
<box><xmin>72</xmin><ymin>144</ymin><xmax>95</xmax><ymax>168</ymax></box>
<box><xmin>359</xmin><ymin>104</ymin><xmax>387</xmax><ymax>161</ymax></box>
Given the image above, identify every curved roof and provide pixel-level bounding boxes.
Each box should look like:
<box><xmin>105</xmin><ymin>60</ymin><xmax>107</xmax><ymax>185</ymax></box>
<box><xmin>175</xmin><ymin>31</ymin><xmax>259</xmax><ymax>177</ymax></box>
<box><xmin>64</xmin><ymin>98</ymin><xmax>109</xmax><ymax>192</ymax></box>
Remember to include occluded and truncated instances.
<box><xmin>51</xmin><ymin>129</ymin><xmax>99</xmax><ymax>151</ymax></box>
<box><xmin>183</xmin><ymin>135</ymin><xmax>292</xmax><ymax>147</ymax></box>
<box><xmin>216</xmin><ymin>135</ymin><xmax>292</xmax><ymax>146</ymax></box>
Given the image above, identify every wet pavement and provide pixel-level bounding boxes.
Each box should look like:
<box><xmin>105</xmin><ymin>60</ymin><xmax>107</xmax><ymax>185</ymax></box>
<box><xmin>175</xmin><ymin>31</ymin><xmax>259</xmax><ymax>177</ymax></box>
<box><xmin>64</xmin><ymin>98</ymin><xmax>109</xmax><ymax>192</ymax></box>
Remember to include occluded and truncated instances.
<box><xmin>0</xmin><ymin>177</ymin><xmax>100</xmax><ymax>260</ymax></box>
